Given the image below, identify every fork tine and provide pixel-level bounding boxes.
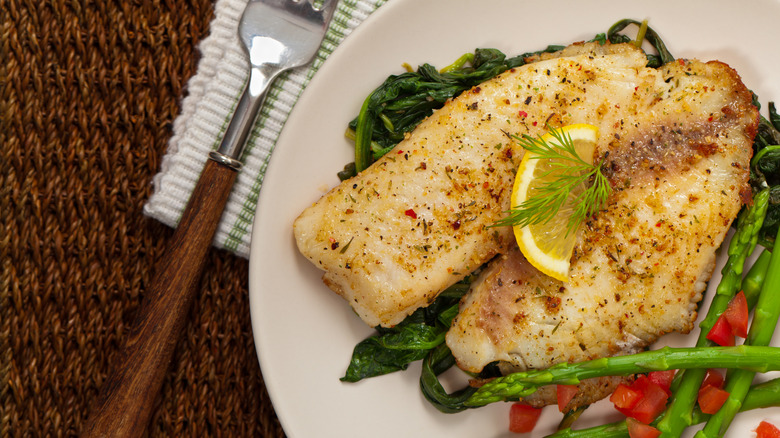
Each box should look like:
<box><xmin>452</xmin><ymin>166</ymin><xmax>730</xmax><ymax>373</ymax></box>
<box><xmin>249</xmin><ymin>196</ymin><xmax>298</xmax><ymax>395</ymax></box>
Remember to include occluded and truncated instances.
<box><xmin>317</xmin><ymin>0</ymin><xmax>338</xmax><ymax>11</ymax></box>
<box><xmin>275</xmin><ymin>0</ymin><xmax>336</xmax><ymax>23</ymax></box>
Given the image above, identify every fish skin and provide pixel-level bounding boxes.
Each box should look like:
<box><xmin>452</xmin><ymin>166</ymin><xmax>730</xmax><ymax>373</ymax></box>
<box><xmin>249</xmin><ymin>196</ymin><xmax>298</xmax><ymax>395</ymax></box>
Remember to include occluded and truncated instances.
<box><xmin>445</xmin><ymin>52</ymin><xmax>758</xmax><ymax>385</ymax></box>
<box><xmin>294</xmin><ymin>42</ymin><xmax>757</xmax><ymax>332</ymax></box>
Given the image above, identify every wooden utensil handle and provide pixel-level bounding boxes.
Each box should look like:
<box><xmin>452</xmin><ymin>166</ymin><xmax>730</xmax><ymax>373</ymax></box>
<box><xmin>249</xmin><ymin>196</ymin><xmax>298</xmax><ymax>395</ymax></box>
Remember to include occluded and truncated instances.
<box><xmin>82</xmin><ymin>159</ymin><xmax>238</xmax><ymax>438</ymax></box>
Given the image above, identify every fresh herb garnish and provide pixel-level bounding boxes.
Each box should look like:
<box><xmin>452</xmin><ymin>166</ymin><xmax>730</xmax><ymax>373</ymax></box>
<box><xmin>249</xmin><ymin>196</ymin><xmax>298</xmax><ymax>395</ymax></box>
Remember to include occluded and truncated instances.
<box><xmin>493</xmin><ymin>127</ymin><xmax>611</xmax><ymax>235</ymax></box>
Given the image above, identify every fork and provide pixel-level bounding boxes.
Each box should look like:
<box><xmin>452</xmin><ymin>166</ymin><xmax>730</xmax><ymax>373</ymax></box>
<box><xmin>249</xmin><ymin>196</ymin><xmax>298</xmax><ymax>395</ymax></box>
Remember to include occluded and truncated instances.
<box><xmin>81</xmin><ymin>1</ymin><xmax>337</xmax><ymax>436</ymax></box>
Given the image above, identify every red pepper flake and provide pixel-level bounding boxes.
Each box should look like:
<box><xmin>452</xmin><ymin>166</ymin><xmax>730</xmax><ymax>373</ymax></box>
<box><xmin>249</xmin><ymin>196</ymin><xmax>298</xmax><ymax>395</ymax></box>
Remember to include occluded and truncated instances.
<box><xmin>708</xmin><ymin>116</ymin><xmax>714</xmax><ymax>122</ymax></box>
<box><xmin>397</xmin><ymin>149</ymin><xmax>404</xmax><ymax>154</ymax></box>
<box><xmin>518</xmin><ymin>110</ymin><xmax>528</xmax><ymax>118</ymax></box>
<box><xmin>405</xmin><ymin>209</ymin><xmax>417</xmax><ymax>219</ymax></box>
<box><xmin>678</xmin><ymin>58</ymin><xmax>686</xmax><ymax>66</ymax></box>
<box><xmin>483</xmin><ymin>181</ymin><xmax>490</xmax><ymax>189</ymax></box>
<box><xmin>532</xmin><ymin>121</ymin><xmax>538</xmax><ymax>126</ymax></box>
<box><xmin>655</xmin><ymin>221</ymin><xmax>664</xmax><ymax>227</ymax></box>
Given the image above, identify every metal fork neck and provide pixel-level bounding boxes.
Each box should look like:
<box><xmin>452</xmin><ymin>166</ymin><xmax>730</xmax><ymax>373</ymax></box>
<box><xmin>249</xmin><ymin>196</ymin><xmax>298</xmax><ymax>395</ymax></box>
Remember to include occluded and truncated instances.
<box><xmin>209</xmin><ymin>64</ymin><xmax>279</xmax><ymax>171</ymax></box>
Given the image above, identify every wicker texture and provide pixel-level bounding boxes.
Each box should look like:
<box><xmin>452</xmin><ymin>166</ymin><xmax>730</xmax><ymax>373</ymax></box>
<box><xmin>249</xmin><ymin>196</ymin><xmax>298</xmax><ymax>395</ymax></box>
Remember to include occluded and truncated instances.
<box><xmin>2</xmin><ymin>0</ymin><xmax>284</xmax><ymax>436</ymax></box>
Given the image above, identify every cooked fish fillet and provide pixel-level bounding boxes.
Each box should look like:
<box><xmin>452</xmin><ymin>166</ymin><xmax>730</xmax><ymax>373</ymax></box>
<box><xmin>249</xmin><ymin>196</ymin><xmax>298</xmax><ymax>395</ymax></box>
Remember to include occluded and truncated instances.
<box><xmin>446</xmin><ymin>54</ymin><xmax>758</xmax><ymax>381</ymax></box>
<box><xmin>294</xmin><ymin>41</ymin><xmax>756</xmax><ymax>330</ymax></box>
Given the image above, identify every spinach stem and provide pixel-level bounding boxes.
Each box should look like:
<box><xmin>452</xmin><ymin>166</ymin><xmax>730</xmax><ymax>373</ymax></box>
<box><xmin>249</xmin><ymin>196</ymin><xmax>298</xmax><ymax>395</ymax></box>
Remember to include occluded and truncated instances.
<box><xmin>440</xmin><ymin>53</ymin><xmax>474</xmax><ymax>73</ymax></box>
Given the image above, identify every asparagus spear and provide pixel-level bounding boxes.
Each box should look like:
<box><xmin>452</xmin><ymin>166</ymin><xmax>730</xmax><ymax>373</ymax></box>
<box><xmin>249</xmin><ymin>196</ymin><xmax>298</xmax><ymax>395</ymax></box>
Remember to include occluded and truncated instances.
<box><xmin>742</xmin><ymin>248</ymin><xmax>771</xmax><ymax>308</ymax></box>
<box><xmin>656</xmin><ymin>188</ymin><xmax>769</xmax><ymax>437</ymax></box>
<box><xmin>464</xmin><ymin>346</ymin><xmax>780</xmax><ymax>407</ymax></box>
<box><xmin>546</xmin><ymin>377</ymin><xmax>780</xmax><ymax>438</ymax></box>
<box><xmin>697</xmin><ymin>224</ymin><xmax>780</xmax><ymax>437</ymax></box>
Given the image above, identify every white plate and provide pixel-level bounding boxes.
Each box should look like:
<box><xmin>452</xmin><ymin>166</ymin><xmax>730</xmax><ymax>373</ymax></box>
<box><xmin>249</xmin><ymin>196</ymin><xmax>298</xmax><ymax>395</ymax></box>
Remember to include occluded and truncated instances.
<box><xmin>248</xmin><ymin>0</ymin><xmax>780</xmax><ymax>436</ymax></box>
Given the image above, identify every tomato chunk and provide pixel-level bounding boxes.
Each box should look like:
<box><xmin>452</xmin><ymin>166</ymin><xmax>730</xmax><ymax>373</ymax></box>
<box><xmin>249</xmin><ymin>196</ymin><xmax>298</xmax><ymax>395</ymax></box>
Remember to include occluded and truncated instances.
<box><xmin>757</xmin><ymin>421</ymin><xmax>780</xmax><ymax>438</ymax></box>
<box><xmin>509</xmin><ymin>403</ymin><xmax>542</xmax><ymax>434</ymax></box>
<box><xmin>626</xmin><ymin>417</ymin><xmax>661</xmax><ymax>438</ymax></box>
<box><xmin>648</xmin><ymin>370</ymin><xmax>676</xmax><ymax>395</ymax></box>
<box><xmin>557</xmin><ymin>384</ymin><xmax>579</xmax><ymax>412</ymax></box>
<box><xmin>723</xmin><ymin>291</ymin><xmax>749</xmax><ymax>338</ymax></box>
<box><xmin>612</xmin><ymin>376</ymin><xmax>669</xmax><ymax>424</ymax></box>
<box><xmin>707</xmin><ymin>315</ymin><xmax>735</xmax><ymax>346</ymax></box>
<box><xmin>629</xmin><ymin>379</ymin><xmax>669</xmax><ymax>424</ymax></box>
<box><xmin>610</xmin><ymin>383</ymin><xmax>642</xmax><ymax>410</ymax></box>
<box><xmin>697</xmin><ymin>384</ymin><xmax>730</xmax><ymax>414</ymax></box>
<box><xmin>701</xmin><ymin>369</ymin><xmax>725</xmax><ymax>390</ymax></box>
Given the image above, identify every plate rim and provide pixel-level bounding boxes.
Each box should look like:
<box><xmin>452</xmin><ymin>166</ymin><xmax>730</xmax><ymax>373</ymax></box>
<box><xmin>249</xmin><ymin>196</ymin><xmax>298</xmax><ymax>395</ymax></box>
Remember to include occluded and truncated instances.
<box><xmin>247</xmin><ymin>0</ymin><xmax>780</xmax><ymax>436</ymax></box>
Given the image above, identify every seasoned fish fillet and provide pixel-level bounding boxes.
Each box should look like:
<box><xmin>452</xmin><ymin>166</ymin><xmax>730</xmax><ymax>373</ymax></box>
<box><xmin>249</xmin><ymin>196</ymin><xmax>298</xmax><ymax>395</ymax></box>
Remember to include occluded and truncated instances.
<box><xmin>446</xmin><ymin>54</ymin><xmax>758</xmax><ymax>380</ymax></box>
<box><xmin>294</xmin><ymin>42</ymin><xmax>756</xmax><ymax>330</ymax></box>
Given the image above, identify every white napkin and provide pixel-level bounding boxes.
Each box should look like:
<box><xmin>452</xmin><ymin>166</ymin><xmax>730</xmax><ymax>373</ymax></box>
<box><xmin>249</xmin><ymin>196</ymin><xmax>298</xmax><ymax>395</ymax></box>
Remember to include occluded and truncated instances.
<box><xmin>144</xmin><ymin>0</ymin><xmax>388</xmax><ymax>257</ymax></box>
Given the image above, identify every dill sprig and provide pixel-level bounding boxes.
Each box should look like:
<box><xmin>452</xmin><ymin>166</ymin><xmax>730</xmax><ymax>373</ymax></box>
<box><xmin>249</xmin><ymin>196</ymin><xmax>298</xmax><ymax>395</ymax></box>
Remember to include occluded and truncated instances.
<box><xmin>494</xmin><ymin>127</ymin><xmax>611</xmax><ymax>235</ymax></box>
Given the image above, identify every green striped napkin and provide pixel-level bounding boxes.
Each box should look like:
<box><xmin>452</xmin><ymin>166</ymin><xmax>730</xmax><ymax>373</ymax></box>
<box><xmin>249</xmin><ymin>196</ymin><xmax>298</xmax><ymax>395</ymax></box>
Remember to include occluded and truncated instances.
<box><xmin>144</xmin><ymin>0</ymin><xmax>388</xmax><ymax>257</ymax></box>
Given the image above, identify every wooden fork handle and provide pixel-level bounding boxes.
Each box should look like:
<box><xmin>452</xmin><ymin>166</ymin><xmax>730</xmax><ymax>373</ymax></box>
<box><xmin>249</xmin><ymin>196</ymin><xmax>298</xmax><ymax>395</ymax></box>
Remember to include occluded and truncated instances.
<box><xmin>82</xmin><ymin>159</ymin><xmax>238</xmax><ymax>438</ymax></box>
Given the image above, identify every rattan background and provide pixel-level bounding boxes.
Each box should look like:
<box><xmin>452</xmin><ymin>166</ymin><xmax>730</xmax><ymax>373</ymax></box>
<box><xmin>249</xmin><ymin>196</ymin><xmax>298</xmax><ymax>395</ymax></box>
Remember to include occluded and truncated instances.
<box><xmin>2</xmin><ymin>0</ymin><xmax>285</xmax><ymax>436</ymax></box>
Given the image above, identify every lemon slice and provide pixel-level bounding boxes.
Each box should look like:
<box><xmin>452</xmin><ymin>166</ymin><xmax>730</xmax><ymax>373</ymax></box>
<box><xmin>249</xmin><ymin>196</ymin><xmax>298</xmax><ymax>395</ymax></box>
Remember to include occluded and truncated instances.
<box><xmin>511</xmin><ymin>124</ymin><xmax>599</xmax><ymax>282</ymax></box>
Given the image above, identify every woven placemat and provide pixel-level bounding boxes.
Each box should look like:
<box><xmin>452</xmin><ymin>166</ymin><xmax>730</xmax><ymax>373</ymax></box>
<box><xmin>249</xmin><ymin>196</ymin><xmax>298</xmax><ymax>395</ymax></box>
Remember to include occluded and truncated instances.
<box><xmin>2</xmin><ymin>1</ymin><xmax>284</xmax><ymax>436</ymax></box>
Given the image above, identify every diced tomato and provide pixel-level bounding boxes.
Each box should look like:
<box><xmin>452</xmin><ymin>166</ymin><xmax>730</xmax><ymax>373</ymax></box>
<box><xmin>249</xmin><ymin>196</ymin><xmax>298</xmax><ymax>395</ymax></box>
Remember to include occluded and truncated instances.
<box><xmin>707</xmin><ymin>315</ymin><xmax>735</xmax><ymax>346</ymax></box>
<box><xmin>648</xmin><ymin>370</ymin><xmax>676</xmax><ymax>395</ymax></box>
<box><xmin>557</xmin><ymin>384</ymin><xmax>579</xmax><ymax>412</ymax></box>
<box><xmin>723</xmin><ymin>291</ymin><xmax>749</xmax><ymax>338</ymax></box>
<box><xmin>626</xmin><ymin>417</ymin><xmax>661</xmax><ymax>438</ymax></box>
<box><xmin>610</xmin><ymin>383</ymin><xmax>642</xmax><ymax>410</ymax></box>
<box><xmin>508</xmin><ymin>403</ymin><xmax>542</xmax><ymax>434</ymax></box>
<box><xmin>697</xmin><ymin>384</ymin><xmax>730</xmax><ymax>414</ymax></box>
<box><xmin>629</xmin><ymin>375</ymin><xmax>653</xmax><ymax>393</ymax></box>
<box><xmin>629</xmin><ymin>379</ymin><xmax>670</xmax><ymax>424</ymax></box>
<box><xmin>612</xmin><ymin>376</ymin><xmax>669</xmax><ymax>424</ymax></box>
<box><xmin>756</xmin><ymin>420</ymin><xmax>780</xmax><ymax>438</ymax></box>
<box><xmin>701</xmin><ymin>369</ymin><xmax>725</xmax><ymax>390</ymax></box>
